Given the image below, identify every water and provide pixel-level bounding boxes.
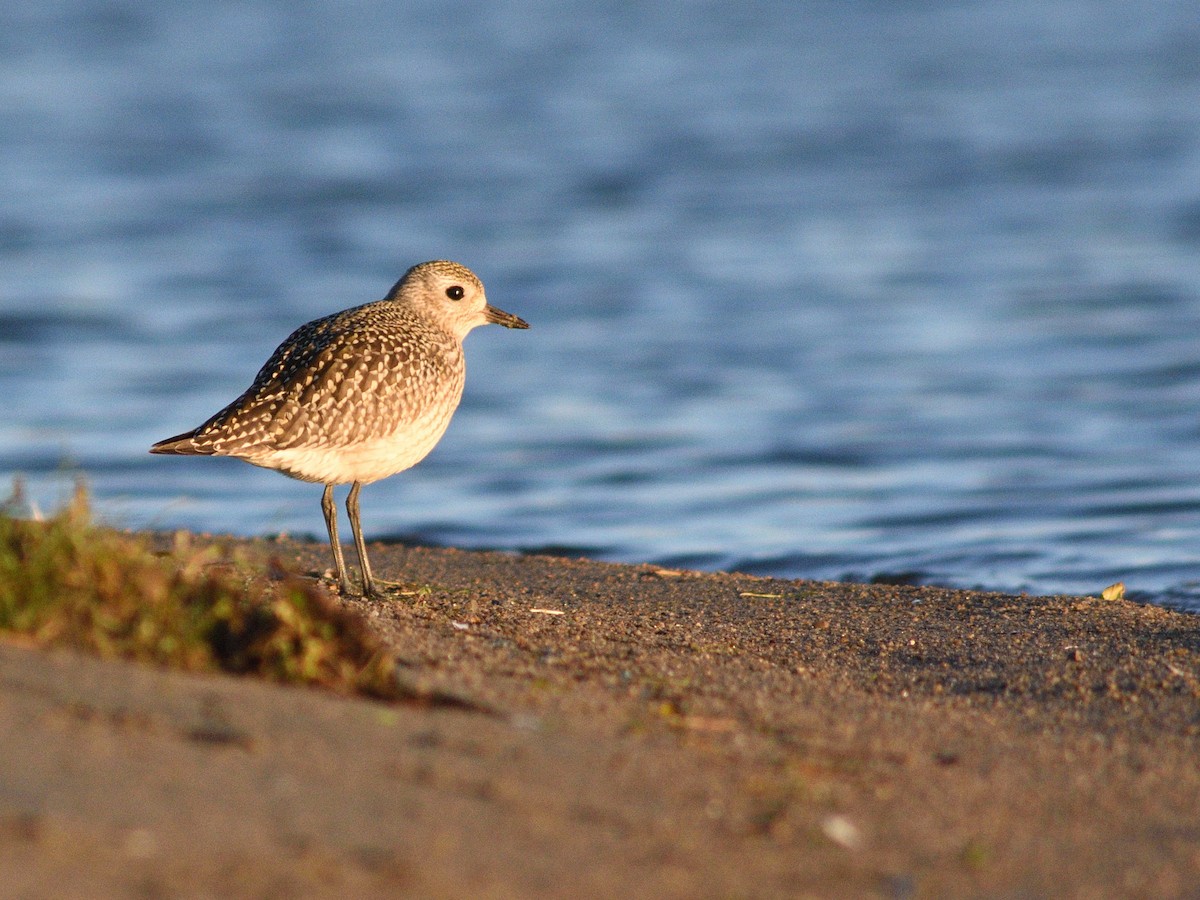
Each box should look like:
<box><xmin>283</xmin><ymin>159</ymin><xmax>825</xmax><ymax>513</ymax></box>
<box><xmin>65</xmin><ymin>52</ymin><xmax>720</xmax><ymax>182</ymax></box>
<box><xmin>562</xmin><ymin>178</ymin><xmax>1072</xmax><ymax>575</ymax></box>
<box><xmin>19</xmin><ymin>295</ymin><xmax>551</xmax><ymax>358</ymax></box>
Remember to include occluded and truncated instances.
<box><xmin>5</xmin><ymin>1</ymin><xmax>1200</xmax><ymax>609</ymax></box>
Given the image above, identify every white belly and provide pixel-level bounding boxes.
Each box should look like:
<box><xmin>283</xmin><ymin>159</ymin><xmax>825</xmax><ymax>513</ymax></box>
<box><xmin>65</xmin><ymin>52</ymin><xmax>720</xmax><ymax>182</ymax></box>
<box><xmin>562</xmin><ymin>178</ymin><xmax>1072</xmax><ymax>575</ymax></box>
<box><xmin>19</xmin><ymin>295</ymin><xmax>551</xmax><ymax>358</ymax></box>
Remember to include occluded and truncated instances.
<box><xmin>243</xmin><ymin>414</ymin><xmax>456</xmax><ymax>484</ymax></box>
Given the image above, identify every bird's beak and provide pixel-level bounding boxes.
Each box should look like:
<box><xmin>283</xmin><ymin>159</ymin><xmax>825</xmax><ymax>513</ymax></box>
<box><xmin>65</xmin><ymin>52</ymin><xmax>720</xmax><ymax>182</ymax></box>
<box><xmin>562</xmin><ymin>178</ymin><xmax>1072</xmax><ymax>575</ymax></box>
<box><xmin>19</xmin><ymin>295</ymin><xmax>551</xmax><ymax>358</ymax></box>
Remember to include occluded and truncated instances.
<box><xmin>484</xmin><ymin>304</ymin><xmax>530</xmax><ymax>329</ymax></box>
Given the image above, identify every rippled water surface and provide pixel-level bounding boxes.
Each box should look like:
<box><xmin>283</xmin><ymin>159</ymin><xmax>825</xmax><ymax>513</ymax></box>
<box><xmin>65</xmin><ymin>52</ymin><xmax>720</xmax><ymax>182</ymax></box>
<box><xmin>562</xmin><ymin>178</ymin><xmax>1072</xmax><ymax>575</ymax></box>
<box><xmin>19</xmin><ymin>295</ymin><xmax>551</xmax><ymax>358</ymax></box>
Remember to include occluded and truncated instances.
<box><xmin>6</xmin><ymin>2</ymin><xmax>1200</xmax><ymax>609</ymax></box>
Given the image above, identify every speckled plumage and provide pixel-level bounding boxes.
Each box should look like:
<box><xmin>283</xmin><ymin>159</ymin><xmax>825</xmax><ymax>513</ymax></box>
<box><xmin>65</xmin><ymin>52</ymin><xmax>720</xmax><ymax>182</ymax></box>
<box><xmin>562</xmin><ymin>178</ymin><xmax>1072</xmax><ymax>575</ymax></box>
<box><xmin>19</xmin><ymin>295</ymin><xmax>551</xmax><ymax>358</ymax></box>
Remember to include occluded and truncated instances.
<box><xmin>162</xmin><ymin>302</ymin><xmax>467</xmax><ymax>483</ymax></box>
<box><xmin>151</xmin><ymin>260</ymin><xmax>529</xmax><ymax>598</ymax></box>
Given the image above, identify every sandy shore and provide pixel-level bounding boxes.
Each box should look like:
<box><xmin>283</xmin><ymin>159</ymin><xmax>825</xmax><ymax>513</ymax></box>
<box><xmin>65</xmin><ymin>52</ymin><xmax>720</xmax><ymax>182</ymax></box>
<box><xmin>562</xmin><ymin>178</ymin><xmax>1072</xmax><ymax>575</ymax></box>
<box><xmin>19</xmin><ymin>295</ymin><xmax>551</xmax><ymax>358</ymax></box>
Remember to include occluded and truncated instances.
<box><xmin>3</xmin><ymin>534</ymin><xmax>1200</xmax><ymax>898</ymax></box>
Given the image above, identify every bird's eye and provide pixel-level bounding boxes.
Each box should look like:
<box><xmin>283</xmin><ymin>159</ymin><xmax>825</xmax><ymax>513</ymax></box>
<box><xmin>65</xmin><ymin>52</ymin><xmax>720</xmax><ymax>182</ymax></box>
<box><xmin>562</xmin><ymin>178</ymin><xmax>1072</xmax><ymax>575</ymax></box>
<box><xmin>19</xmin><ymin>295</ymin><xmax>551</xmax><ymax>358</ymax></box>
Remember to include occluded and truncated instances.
<box><xmin>446</xmin><ymin>285</ymin><xmax>465</xmax><ymax>301</ymax></box>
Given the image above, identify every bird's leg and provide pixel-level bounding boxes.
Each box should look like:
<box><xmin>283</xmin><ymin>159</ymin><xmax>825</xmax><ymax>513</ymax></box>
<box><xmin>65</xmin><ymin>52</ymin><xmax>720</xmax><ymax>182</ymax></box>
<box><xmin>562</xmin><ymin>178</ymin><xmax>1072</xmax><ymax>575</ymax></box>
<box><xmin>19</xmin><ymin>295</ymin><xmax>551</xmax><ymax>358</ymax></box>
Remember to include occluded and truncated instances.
<box><xmin>346</xmin><ymin>481</ymin><xmax>381</xmax><ymax>600</ymax></box>
<box><xmin>321</xmin><ymin>483</ymin><xmax>353</xmax><ymax>595</ymax></box>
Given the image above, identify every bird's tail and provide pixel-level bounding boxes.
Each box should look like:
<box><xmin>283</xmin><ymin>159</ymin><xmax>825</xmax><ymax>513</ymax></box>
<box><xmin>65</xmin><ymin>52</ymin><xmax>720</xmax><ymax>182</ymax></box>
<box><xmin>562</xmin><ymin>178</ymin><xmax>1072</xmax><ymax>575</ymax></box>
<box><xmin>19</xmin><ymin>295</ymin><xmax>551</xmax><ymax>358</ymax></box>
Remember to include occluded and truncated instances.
<box><xmin>149</xmin><ymin>430</ymin><xmax>212</xmax><ymax>455</ymax></box>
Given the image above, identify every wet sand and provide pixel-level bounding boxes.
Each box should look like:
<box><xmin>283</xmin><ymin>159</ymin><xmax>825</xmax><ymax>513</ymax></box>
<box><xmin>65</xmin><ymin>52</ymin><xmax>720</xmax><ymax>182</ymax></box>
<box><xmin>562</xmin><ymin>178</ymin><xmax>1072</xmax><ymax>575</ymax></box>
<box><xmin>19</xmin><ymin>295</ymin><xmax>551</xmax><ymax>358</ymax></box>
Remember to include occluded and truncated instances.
<box><xmin>3</xmin><ymin>534</ymin><xmax>1200</xmax><ymax>898</ymax></box>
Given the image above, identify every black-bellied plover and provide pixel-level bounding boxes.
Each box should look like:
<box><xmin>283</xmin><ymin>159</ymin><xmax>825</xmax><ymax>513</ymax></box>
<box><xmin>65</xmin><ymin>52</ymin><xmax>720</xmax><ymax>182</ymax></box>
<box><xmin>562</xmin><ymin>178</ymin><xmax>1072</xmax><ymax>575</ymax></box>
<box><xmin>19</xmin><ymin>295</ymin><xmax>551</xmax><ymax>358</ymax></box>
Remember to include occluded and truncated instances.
<box><xmin>151</xmin><ymin>260</ymin><xmax>528</xmax><ymax>599</ymax></box>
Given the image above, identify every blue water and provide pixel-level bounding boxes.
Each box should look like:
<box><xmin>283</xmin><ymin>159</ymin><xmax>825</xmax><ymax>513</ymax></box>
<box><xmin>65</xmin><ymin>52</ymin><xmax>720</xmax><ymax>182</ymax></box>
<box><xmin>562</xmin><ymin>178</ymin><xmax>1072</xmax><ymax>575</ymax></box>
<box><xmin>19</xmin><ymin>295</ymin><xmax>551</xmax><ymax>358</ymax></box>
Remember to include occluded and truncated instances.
<box><xmin>5</xmin><ymin>1</ymin><xmax>1200</xmax><ymax>609</ymax></box>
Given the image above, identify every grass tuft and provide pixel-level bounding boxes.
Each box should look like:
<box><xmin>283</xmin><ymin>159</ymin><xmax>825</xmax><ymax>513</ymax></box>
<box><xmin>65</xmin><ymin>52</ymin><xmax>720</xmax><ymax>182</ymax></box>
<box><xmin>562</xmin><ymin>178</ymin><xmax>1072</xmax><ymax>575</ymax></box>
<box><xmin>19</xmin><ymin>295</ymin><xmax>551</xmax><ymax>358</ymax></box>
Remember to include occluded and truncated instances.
<box><xmin>0</xmin><ymin>483</ymin><xmax>404</xmax><ymax>700</ymax></box>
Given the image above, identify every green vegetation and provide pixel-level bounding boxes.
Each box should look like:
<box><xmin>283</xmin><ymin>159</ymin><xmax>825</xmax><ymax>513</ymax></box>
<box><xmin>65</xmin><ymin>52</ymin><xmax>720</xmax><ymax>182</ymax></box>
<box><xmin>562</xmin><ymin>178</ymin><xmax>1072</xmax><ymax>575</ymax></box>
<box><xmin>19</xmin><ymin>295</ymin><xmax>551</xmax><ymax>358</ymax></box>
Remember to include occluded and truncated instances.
<box><xmin>0</xmin><ymin>484</ymin><xmax>403</xmax><ymax>700</ymax></box>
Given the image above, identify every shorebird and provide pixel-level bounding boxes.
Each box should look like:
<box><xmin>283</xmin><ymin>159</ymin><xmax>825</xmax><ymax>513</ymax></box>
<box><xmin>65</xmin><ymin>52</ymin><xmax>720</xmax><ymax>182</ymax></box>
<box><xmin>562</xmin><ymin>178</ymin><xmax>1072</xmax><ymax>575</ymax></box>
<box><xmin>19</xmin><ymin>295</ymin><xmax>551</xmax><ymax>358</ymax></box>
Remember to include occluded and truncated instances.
<box><xmin>151</xmin><ymin>260</ymin><xmax>528</xmax><ymax>599</ymax></box>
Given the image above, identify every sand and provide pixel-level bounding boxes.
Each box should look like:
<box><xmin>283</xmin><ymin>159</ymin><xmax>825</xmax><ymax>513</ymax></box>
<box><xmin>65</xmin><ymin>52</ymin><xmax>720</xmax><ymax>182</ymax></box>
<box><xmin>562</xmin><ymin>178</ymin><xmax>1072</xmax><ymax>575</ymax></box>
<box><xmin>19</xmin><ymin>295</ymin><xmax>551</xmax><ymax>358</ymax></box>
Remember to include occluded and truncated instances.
<box><xmin>2</xmin><ymin>535</ymin><xmax>1199</xmax><ymax>898</ymax></box>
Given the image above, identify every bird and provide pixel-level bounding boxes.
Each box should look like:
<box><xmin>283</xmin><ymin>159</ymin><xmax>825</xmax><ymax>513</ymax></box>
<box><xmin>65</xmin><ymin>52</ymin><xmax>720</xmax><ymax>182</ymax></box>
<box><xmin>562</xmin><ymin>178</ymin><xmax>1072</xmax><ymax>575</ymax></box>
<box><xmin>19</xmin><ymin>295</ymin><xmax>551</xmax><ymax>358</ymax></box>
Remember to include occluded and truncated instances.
<box><xmin>150</xmin><ymin>260</ymin><xmax>528</xmax><ymax>600</ymax></box>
